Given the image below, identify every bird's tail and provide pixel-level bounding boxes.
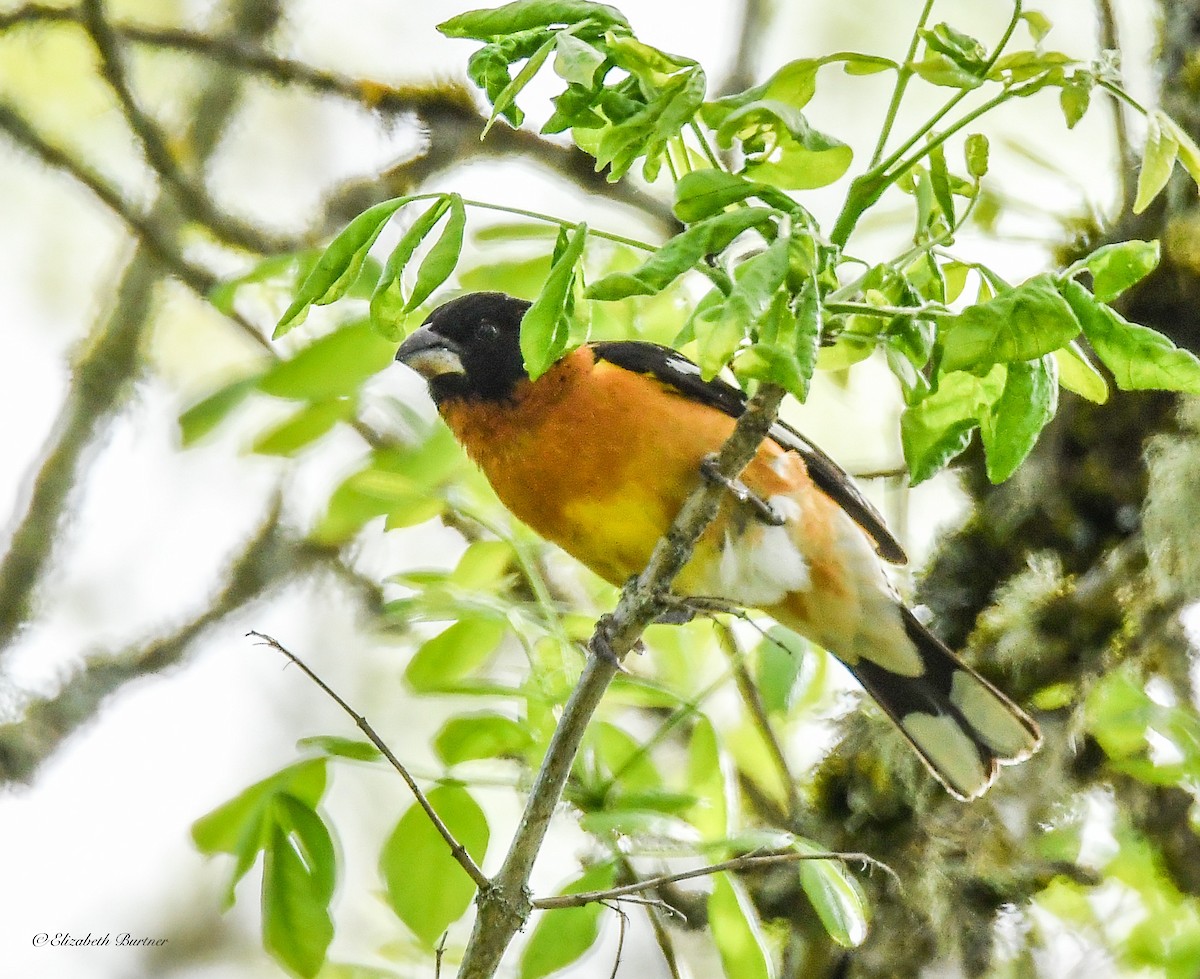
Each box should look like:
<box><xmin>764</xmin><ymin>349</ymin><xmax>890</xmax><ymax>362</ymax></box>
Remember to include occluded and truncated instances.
<box><xmin>843</xmin><ymin>608</ymin><xmax>1041</xmax><ymax>800</ymax></box>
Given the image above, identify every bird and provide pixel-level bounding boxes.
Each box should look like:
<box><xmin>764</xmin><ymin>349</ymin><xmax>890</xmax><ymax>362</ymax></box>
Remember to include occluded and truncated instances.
<box><xmin>394</xmin><ymin>291</ymin><xmax>1041</xmax><ymax>800</ymax></box>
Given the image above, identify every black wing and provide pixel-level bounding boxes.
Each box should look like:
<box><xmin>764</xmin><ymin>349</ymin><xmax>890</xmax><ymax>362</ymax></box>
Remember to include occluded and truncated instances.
<box><xmin>591</xmin><ymin>340</ymin><xmax>908</xmax><ymax>565</ymax></box>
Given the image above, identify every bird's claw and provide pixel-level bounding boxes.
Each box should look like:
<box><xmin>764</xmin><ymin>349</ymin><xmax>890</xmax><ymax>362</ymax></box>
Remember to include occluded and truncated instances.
<box><xmin>590</xmin><ymin>614</ymin><xmax>637</xmax><ymax>668</ymax></box>
<box><xmin>700</xmin><ymin>455</ymin><xmax>785</xmax><ymax>526</ymax></box>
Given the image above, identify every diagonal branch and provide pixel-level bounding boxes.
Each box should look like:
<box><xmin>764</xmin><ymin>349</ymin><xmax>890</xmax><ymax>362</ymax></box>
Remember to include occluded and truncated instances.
<box><xmin>457</xmin><ymin>383</ymin><xmax>786</xmax><ymax>979</ymax></box>
<box><xmin>78</xmin><ymin>0</ymin><xmax>298</xmax><ymax>254</ymax></box>
<box><xmin>0</xmin><ymin>503</ymin><xmax>309</xmax><ymax>783</ymax></box>
<box><xmin>248</xmin><ymin>630</ymin><xmax>490</xmax><ymax>891</ymax></box>
<box><xmin>0</xmin><ymin>100</ymin><xmax>271</xmax><ymax>352</ymax></box>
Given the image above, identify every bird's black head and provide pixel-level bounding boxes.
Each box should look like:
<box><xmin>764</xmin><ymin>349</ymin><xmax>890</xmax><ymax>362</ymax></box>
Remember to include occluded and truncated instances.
<box><xmin>395</xmin><ymin>292</ymin><xmax>531</xmax><ymax>404</ymax></box>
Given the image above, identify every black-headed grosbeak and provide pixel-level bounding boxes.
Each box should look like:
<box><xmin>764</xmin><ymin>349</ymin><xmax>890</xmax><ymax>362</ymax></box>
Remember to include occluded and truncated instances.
<box><xmin>395</xmin><ymin>291</ymin><xmax>1041</xmax><ymax>800</ymax></box>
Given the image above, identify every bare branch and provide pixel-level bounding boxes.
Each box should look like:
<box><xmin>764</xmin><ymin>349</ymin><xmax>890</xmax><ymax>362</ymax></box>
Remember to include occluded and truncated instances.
<box><xmin>78</xmin><ymin>0</ymin><xmax>299</xmax><ymax>254</ymax></box>
<box><xmin>0</xmin><ymin>1</ymin><xmax>282</xmax><ymax>665</ymax></box>
<box><xmin>0</xmin><ymin>504</ymin><xmax>314</xmax><ymax>783</ymax></box>
<box><xmin>248</xmin><ymin>631</ymin><xmax>491</xmax><ymax>892</ymax></box>
<box><xmin>534</xmin><ymin>849</ymin><xmax>898</xmax><ymax>910</ymax></box>
<box><xmin>719</xmin><ymin>0</ymin><xmax>774</xmax><ymax>97</ymax></box>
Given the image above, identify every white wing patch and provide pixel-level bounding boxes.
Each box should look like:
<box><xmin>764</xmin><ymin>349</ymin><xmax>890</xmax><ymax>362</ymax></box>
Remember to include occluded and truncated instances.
<box><xmin>900</xmin><ymin>713</ymin><xmax>989</xmax><ymax>800</ymax></box>
<box><xmin>949</xmin><ymin>671</ymin><xmax>1041</xmax><ymax>757</ymax></box>
<box><xmin>714</xmin><ymin>495</ymin><xmax>811</xmax><ymax>607</ymax></box>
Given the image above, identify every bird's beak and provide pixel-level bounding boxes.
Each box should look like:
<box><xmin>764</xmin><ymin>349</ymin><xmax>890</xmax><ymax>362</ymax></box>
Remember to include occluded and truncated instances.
<box><xmin>395</xmin><ymin>325</ymin><xmax>465</xmax><ymax>381</ymax></box>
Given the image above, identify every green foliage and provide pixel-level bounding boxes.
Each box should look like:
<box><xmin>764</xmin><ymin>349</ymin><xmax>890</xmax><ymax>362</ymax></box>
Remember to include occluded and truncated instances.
<box><xmin>188</xmin><ymin>2</ymin><xmax>1200</xmax><ymax>976</ymax></box>
<box><xmin>519</xmin><ymin>862</ymin><xmax>616</xmax><ymax>978</ymax></box>
<box><xmin>379</xmin><ymin>784</ymin><xmax>490</xmax><ymax>948</ymax></box>
<box><xmin>192</xmin><ymin>758</ymin><xmax>335</xmax><ymax>977</ymax></box>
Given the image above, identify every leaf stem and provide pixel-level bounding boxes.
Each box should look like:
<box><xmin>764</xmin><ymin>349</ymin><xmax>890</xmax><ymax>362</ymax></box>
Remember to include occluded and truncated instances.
<box><xmin>868</xmin><ymin>0</ymin><xmax>937</xmax><ymax>168</ymax></box>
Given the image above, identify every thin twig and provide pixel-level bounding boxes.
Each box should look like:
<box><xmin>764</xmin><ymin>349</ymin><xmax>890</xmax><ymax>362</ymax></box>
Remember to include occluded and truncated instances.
<box><xmin>645</xmin><ymin>900</ymin><xmax>685</xmax><ymax>979</ymax></box>
<box><xmin>248</xmin><ymin>630</ymin><xmax>490</xmax><ymax>891</ymax></box>
<box><xmin>714</xmin><ymin>621</ymin><xmax>801</xmax><ymax>817</ymax></box>
<box><xmin>606</xmin><ymin>903</ymin><xmax>628</xmax><ymax>979</ymax></box>
<box><xmin>533</xmin><ymin>849</ymin><xmax>899</xmax><ymax>909</ymax></box>
<box><xmin>1094</xmin><ymin>0</ymin><xmax>1135</xmax><ymax>213</ymax></box>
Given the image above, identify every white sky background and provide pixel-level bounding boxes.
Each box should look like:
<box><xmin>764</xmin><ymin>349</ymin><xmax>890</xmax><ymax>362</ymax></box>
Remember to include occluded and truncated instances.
<box><xmin>0</xmin><ymin>0</ymin><xmax>1157</xmax><ymax>976</ymax></box>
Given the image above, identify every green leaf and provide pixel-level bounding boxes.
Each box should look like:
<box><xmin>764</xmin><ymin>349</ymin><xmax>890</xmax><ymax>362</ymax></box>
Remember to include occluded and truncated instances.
<box><xmin>964</xmin><ymin>133</ymin><xmax>989</xmax><ymax>179</ymax></box>
<box><xmin>928</xmin><ymin>142</ymin><xmax>956</xmax><ymax>228</ymax></box>
<box><xmin>434</xmin><ymin>712</ymin><xmax>534</xmax><ymax>765</ymax></box>
<box><xmin>713</xmin><ymin>99</ymin><xmax>852</xmax><ymax>190</ymax></box>
<box><xmin>1022</xmin><ymin>10</ymin><xmax>1053</xmax><ymax>42</ymax></box>
<box><xmin>673</xmin><ymin>169</ymin><xmax>796</xmax><ymax>223</ymax></box>
<box><xmin>588</xmin><ymin>208</ymin><xmax>776</xmax><ymax>301</ymax></box>
<box><xmin>593</xmin><ymin>66</ymin><xmax>707</xmax><ymax>182</ymax></box>
<box><xmin>940</xmin><ymin>273</ymin><xmax>1081</xmax><ymax>372</ymax></box>
<box><xmin>251</xmin><ymin>399</ymin><xmax>354</xmax><ymax>456</ymax></box>
<box><xmin>296</xmin><ymin>735</ymin><xmax>383</xmax><ymax>762</ymax></box>
<box><xmin>1134</xmin><ymin>111</ymin><xmax>1178</xmax><ymax>215</ymax></box>
<box><xmin>210</xmin><ymin>251</ymin><xmax>320</xmax><ymax>316</ymax></box>
<box><xmin>1159</xmin><ymin>112</ymin><xmax>1200</xmax><ymax>188</ymax></box>
<box><xmin>709</xmin><ymin>873</ymin><xmax>772</xmax><ymax>979</ymax></box>
<box><xmin>900</xmin><ymin>367</ymin><xmax>1006</xmax><ymax>484</ymax></box>
<box><xmin>553</xmin><ymin>32</ymin><xmax>605</xmax><ymax>85</ymax></box>
<box><xmin>193</xmin><ymin>759</ymin><xmax>328</xmax><ymax>858</ymax></box>
<box><xmin>438</xmin><ymin>1</ymin><xmax>629</xmax><ymax>40</ymax></box>
<box><xmin>379</xmin><ymin>784</ymin><xmax>489</xmax><ymax>948</ymax></box>
<box><xmin>796</xmin><ymin>841</ymin><xmax>869</xmax><ymax>947</ymax></box>
<box><xmin>521</xmin><ymin>222</ymin><xmax>587</xmax><ymax>379</ymax></box>
<box><xmin>1080</xmin><ymin>239</ymin><xmax>1160</xmax><ymax>303</ymax></box>
<box><xmin>756</xmin><ymin>628</ymin><xmax>810</xmax><ymax>713</ymax></box>
<box><xmin>979</xmin><ymin>355</ymin><xmax>1058</xmax><ymax>483</ymax></box>
<box><xmin>921</xmin><ymin>23</ymin><xmax>988</xmax><ymax>74</ymax></box>
<box><xmin>699</xmin><ymin>235</ymin><xmax>790</xmax><ymax>377</ymax></box>
<box><xmin>1060</xmin><ymin>278</ymin><xmax>1200</xmax><ymax>394</ymax></box>
<box><xmin>460</xmin><ymin>255</ymin><xmax>554</xmax><ymax>300</ymax></box>
<box><xmin>685</xmin><ymin>716</ymin><xmax>727</xmax><ymax>840</ymax></box>
<box><xmin>262</xmin><ymin>821</ymin><xmax>335</xmax><ymax>979</ymax></box>
<box><xmin>192</xmin><ymin>759</ymin><xmax>330</xmax><ymax>915</ymax></box>
<box><xmin>519</xmin><ymin>862</ymin><xmax>616</xmax><ymax>979</ymax></box>
<box><xmin>314</xmin><ymin>429</ymin><xmax>462</xmax><ymax>544</ymax></box>
<box><xmin>258</xmin><ymin>322</ymin><xmax>397</xmax><ymax>401</ymax></box>
<box><xmin>1059</xmin><ymin>71</ymin><xmax>1092</xmax><ymax>129</ymax></box>
<box><xmin>370</xmin><ymin>197</ymin><xmax>451</xmax><ymax>340</ymax></box>
<box><xmin>735</xmin><ymin>285</ymin><xmax>818</xmax><ymax>402</ymax></box>
<box><xmin>1053</xmin><ymin>342</ymin><xmax>1109</xmax><ymax>404</ymax></box>
<box><xmin>484</xmin><ymin>34</ymin><xmax>558</xmax><ymax>136</ymax></box>
<box><xmin>909</xmin><ymin>53</ymin><xmax>984</xmax><ymax>90</ymax></box>
<box><xmin>273</xmin><ymin>795</ymin><xmax>337</xmax><ymax>904</ymax></box>
<box><xmin>178</xmin><ymin>375</ymin><xmax>263</xmax><ymax>446</ymax></box>
<box><xmin>404</xmin><ymin>618</ymin><xmax>509</xmax><ymax>693</ymax></box>
<box><xmin>276</xmin><ymin>198</ymin><xmax>409</xmax><ymax>338</ymax></box>
<box><xmin>405</xmin><ymin>194</ymin><xmax>466</xmax><ymax>312</ymax></box>
<box><xmin>450</xmin><ymin>540</ymin><xmax>515</xmax><ymax>588</ymax></box>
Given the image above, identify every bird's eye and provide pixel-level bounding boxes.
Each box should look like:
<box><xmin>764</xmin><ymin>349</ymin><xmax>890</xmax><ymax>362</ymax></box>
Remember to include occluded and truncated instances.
<box><xmin>479</xmin><ymin>320</ymin><xmax>500</xmax><ymax>339</ymax></box>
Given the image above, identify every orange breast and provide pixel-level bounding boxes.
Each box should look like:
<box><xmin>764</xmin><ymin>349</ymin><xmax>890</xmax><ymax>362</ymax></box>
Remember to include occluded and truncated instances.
<box><xmin>441</xmin><ymin>347</ymin><xmax>799</xmax><ymax>585</ymax></box>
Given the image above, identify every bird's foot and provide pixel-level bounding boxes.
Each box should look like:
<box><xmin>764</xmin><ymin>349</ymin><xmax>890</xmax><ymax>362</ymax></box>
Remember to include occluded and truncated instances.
<box><xmin>700</xmin><ymin>455</ymin><xmax>785</xmax><ymax>526</ymax></box>
<box><xmin>651</xmin><ymin>593</ymin><xmax>744</xmax><ymax>625</ymax></box>
<box><xmin>590</xmin><ymin>614</ymin><xmax>637</xmax><ymax>668</ymax></box>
